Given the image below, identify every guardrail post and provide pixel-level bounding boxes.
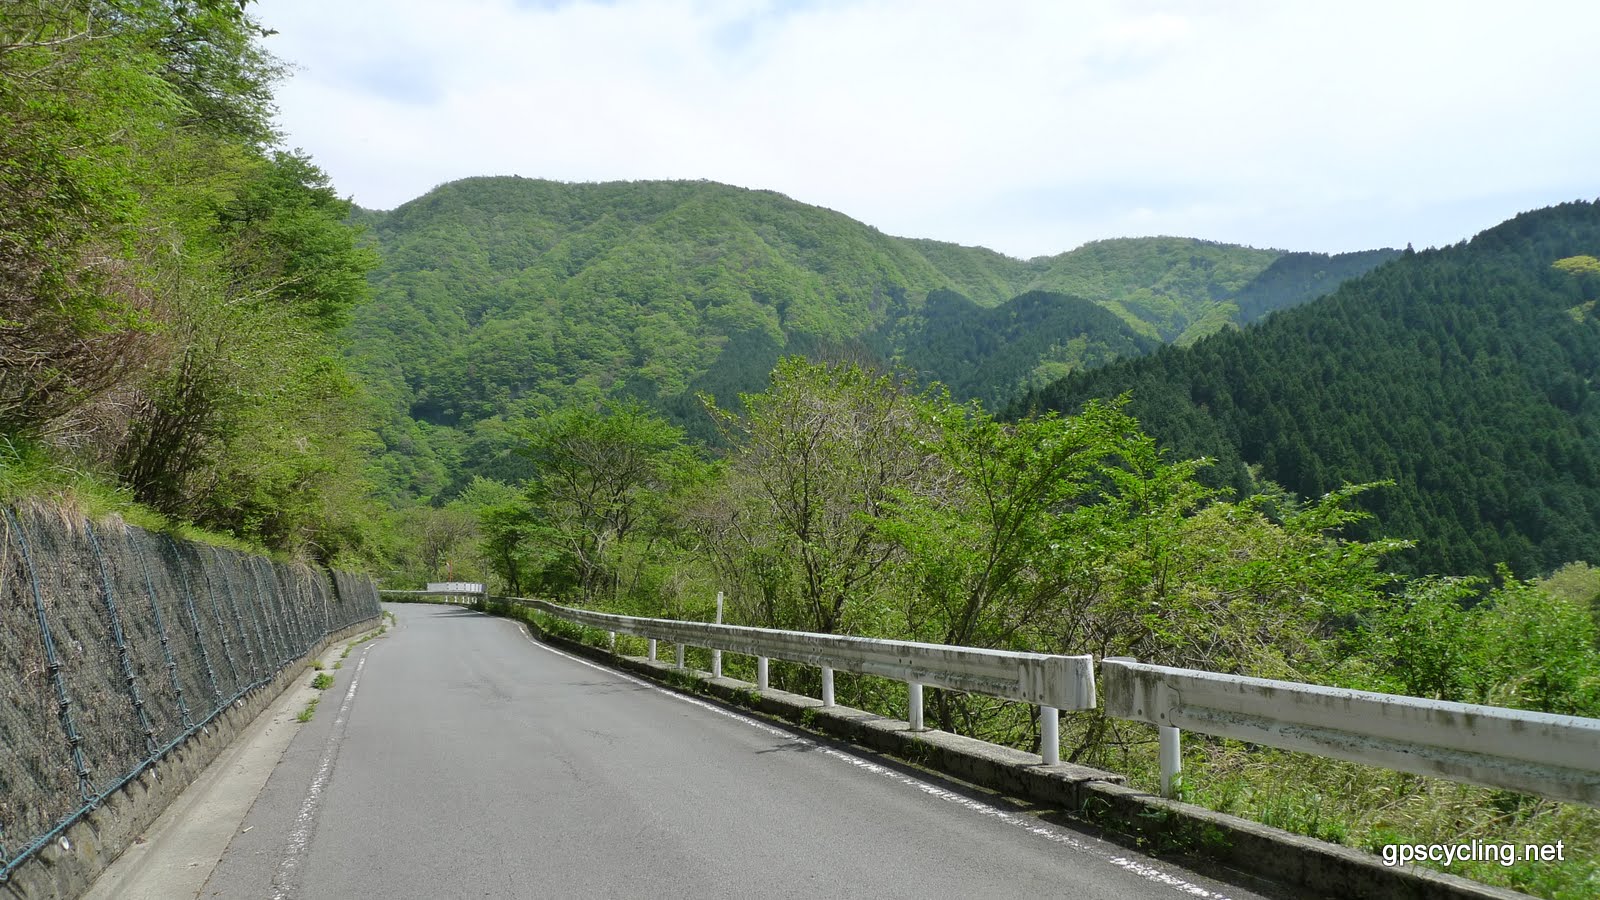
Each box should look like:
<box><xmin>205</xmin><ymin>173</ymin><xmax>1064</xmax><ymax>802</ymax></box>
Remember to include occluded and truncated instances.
<box><xmin>907</xmin><ymin>682</ymin><xmax>923</xmax><ymax>731</ymax></box>
<box><xmin>757</xmin><ymin>657</ymin><xmax>769</xmax><ymax>691</ymax></box>
<box><xmin>1159</xmin><ymin>725</ymin><xmax>1181</xmax><ymax>797</ymax></box>
<box><xmin>1039</xmin><ymin>706</ymin><xmax>1059</xmax><ymax>765</ymax></box>
<box><xmin>608</xmin><ymin>631</ymin><xmax>616</xmax><ymax>654</ymax></box>
<box><xmin>712</xmin><ymin>590</ymin><xmax>723</xmax><ymax>678</ymax></box>
<box><xmin>675</xmin><ymin>643</ymin><xmax>685</xmax><ymax>669</ymax></box>
<box><xmin>648</xmin><ymin>638</ymin><xmax>657</xmax><ymax>661</ymax></box>
<box><xmin>821</xmin><ymin>667</ymin><xmax>835</xmax><ymax>707</ymax></box>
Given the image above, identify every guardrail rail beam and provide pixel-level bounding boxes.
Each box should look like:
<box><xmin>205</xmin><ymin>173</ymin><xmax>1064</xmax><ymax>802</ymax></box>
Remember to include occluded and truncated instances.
<box><xmin>1102</xmin><ymin>658</ymin><xmax>1600</xmax><ymax>806</ymax></box>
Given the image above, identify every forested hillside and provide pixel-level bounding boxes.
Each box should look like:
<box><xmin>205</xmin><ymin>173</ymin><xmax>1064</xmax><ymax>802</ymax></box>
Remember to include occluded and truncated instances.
<box><xmin>1231</xmin><ymin>248</ymin><xmax>1403</xmax><ymax>323</ymax></box>
<box><xmin>348</xmin><ymin>177</ymin><xmax>1391</xmax><ymax>501</ymax></box>
<box><xmin>1022</xmin><ymin>201</ymin><xmax>1600</xmax><ymax>577</ymax></box>
<box><xmin>0</xmin><ymin>1</ymin><xmax>381</xmax><ymax>561</ymax></box>
<box><xmin>868</xmin><ymin>290</ymin><xmax>1160</xmax><ymax>409</ymax></box>
<box><xmin>1023</xmin><ymin>237</ymin><xmax>1279</xmax><ymax>341</ymax></box>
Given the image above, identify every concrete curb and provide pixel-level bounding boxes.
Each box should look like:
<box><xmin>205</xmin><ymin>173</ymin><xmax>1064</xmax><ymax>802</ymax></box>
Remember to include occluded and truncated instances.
<box><xmin>526</xmin><ymin>623</ymin><xmax>1533</xmax><ymax>900</ymax></box>
<box><xmin>2</xmin><ymin>617</ymin><xmax>384</xmax><ymax>900</ymax></box>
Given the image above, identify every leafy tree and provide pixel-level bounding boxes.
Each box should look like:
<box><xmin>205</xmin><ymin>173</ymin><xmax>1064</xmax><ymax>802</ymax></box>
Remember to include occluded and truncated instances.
<box><xmin>881</xmin><ymin>401</ymin><xmax>1133</xmax><ymax>651</ymax></box>
<box><xmin>1348</xmin><ymin>576</ymin><xmax>1482</xmax><ymax>701</ymax></box>
<box><xmin>1471</xmin><ymin>568</ymin><xmax>1600</xmax><ymax>715</ymax></box>
<box><xmin>217</xmin><ymin>150</ymin><xmax>381</xmax><ymax>330</ymax></box>
<box><xmin>516</xmin><ymin>402</ymin><xmax>700</xmax><ymax>602</ymax></box>
<box><xmin>698</xmin><ymin>358</ymin><xmax>944</xmax><ymax>633</ymax></box>
<box><xmin>1538</xmin><ymin>560</ymin><xmax>1600</xmax><ymax>634</ymax></box>
<box><xmin>0</xmin><ymin>0</ymin><xmax>387</xmax><ymax>560</ymax></box>
<box><xmin>460</xmin><ymin>478</ymin><xmax>542</xmax><ymax>597</ymax></box>
<box><xmin>1344</xmin><ymin>568</ymin><xmax>1600</xmax><ymax>717</ymax></box>
<box><xmin>381</xmin><ymin>503</ymin><xmax>483</xmax><ymax>587</ymax></box>
<box><xmin>1553</xmin><ymin>255</ymin><xmax>1600</xmax><ymax>279</ymax></box>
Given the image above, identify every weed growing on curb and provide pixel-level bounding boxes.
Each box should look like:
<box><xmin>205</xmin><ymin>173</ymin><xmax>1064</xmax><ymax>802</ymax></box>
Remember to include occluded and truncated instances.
<box><xmin>899</xmin><ymin>737</ymin><xmax>934</xmax><ymax>765</ymax></box>
<box><xmin>311</xmin><ymin>673</ymin><xmax>334</xmax><ymax>690</ymax></box>
<box><xmin>297</xmin><ymin>697</ymin><xmax>320</xmax><ymax>723</ymax></box>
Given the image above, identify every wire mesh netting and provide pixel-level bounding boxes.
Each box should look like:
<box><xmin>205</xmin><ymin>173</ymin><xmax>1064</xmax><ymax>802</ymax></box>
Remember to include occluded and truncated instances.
<box><xmin>126</xmin><ymin>530</ymin><xmax>207</xmax><ymax>730</ymax></box>
<box><xmin>18</xmin><ymin>509</ymin><xmax>148</xmax><ymax>814</ymax></box>
<box><xmin>0</xmin><ymin>511</ymin><xmax>80</xmax><ymax>870</ymax></box>
<box><xmin>329</xmin><ymin>570</ymin><xmax>380</xmax><ymax>632</ymax></box>
<box><xmin>188</xmin><ymin>543</ymin><xmax>250</xmax><ymax>700</ymax></box>
<box><xmin>216</xmin><ymin>552</ymin><xmax>259</xmax><ymax>675</ymax></box>
<box><xmin>0</xmin><ymin>505</ymin><xmax>380</xmax><ymax>879</ymax></box>
<box><xmin>93</xmin><ymin>524</ymin><xmax>183</xmax><ymax>752</ymax></box>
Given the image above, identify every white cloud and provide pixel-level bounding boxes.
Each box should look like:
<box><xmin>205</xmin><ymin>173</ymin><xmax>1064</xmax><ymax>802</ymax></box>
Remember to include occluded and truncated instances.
<box><xmin>256</xmin><ymin>0</ymin><xmax>1600</xmax><ymax>257</ymax></box>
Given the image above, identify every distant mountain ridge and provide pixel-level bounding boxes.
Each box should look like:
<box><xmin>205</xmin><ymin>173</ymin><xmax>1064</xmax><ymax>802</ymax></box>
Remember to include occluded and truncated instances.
<box><xmin>867</xmin><ymin>290</ymin><xmax>1160</xmax><ymax>410</ymax></box>
<box><xmin>345</xmin><ymin>177</ymin><xmax>1389</xmax><ymax>500</ymax></box>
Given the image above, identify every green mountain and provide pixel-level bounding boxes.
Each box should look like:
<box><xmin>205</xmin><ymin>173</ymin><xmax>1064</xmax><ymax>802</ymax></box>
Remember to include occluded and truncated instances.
<box><xmin>1020</xmin><ymin>201</ymin><xmax>1600</xmax><ymax>577</ymax></box>
<box><xmin>1021</xmin><ymin>237</ymin><xmax>1280</xmax><ymax>341</ymax></box>
<box><xmin>868</xmin><ymin>289</ymin><xmax>1160</xmax><ymax>409</ymax></box>
<box><xmin>345</xmin><ymin>177</ymin><xmax>1380</xmax><ymax>501</ymax></box>
<box><xmin>1231</xmin><ymin>248</ymin><xmax>1403</xmax><ymax>323</ymax></box>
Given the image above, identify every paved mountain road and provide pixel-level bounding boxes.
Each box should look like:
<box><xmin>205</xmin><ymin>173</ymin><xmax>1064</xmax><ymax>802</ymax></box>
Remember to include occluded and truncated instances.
<box><xmin>181</xmin><ymin>604</ymin><xmax>1280</xmax><ymax>899</ymax></box>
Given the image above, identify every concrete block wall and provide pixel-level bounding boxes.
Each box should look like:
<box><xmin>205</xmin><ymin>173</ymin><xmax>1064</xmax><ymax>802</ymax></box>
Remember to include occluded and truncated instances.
<box><xmin>0</xmin><ymin>504</ymin><xmax>381</xmax><ymax>894</ymax></box>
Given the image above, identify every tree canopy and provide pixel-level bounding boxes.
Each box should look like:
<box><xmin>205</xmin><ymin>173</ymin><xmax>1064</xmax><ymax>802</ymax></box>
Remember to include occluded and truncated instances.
<box><xmin>0</xmin><ymin>0</ymin><xmax>383</xmax><ymax>561</ymax></box>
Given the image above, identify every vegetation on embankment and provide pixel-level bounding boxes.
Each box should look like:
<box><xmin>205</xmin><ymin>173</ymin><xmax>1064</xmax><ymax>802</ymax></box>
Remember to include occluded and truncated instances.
<box><xmin>1</xmin><ymin>1</ymin><xmax>384</xmax><ymax>565</ymax></box>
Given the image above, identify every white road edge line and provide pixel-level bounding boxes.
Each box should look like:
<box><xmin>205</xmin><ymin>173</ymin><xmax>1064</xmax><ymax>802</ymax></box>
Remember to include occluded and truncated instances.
<box><xmin>502</xmin><ymin>615</ymin><xmax>1233</xmax><ymax>900</ymax></box>
<box><xmin>271</xmin><ymin>644</ymin><xmax>373</xmax><ymax>900</ymax></box>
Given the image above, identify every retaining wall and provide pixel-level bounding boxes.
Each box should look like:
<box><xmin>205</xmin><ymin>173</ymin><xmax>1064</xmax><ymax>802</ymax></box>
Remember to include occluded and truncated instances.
<box><xmin>0</xmin><ymin>504</ymin><xmax>381</xmax><ymax>892</ymax></box>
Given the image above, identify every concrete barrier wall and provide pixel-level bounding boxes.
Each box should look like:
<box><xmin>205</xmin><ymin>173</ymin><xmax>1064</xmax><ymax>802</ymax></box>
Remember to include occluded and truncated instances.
<box><xmin>0</xmin><ymin>504</ymin><xmax>381</xmax><ymax>890</ymax></box>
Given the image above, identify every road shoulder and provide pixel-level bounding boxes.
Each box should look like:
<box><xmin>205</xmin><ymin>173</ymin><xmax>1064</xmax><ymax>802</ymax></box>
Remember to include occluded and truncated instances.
<box><xmin>80</xmin><ymin>639</ymin><xmax>366</xmax><ymax>900</ymax></box>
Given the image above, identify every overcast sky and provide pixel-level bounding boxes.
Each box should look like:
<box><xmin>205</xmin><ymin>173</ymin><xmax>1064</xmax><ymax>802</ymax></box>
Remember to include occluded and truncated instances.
<box><xmin>254</xmin><ymin>0</ymin><xmax>1600</xmax><ymax>259</ymax></box>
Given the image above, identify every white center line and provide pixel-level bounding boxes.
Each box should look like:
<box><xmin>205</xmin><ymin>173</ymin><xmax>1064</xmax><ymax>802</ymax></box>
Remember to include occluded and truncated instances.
<box><xmin>271</xmin><ymin>645</ymin><xmax>372</xmax><ymax>900</ymax></box>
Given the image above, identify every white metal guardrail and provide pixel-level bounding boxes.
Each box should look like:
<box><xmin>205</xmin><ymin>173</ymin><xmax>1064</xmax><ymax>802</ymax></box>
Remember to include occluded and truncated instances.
<box><xmin>426</xmin><ymin>581</ymin><xmax>485</xmax><ymax>594</ymax></box>
<box><xmin>1102</xmin><ymin>657</ymin><xmax>1600</xmax><ymax>806</ymax></box>
<box><xmin>502</xmin><ymin>596</ymin><xmax>1096</xmax><ymax>765</ymax></box>
<box><xmin>379</xmin><ymin>589</ymin><xmax>482</xmax><ymax>606</ymax></box>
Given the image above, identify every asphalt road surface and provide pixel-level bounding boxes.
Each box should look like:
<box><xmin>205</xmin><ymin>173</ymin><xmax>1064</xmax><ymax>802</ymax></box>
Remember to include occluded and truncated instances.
<box><xmin>194</xmin><ymin>603</ymin><xmax>1281</xmax><ymax>899</ymax></box>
